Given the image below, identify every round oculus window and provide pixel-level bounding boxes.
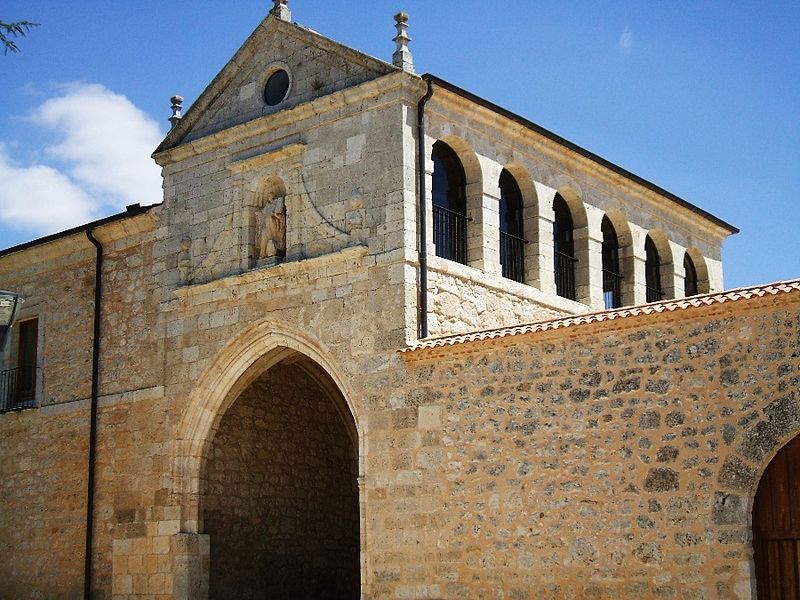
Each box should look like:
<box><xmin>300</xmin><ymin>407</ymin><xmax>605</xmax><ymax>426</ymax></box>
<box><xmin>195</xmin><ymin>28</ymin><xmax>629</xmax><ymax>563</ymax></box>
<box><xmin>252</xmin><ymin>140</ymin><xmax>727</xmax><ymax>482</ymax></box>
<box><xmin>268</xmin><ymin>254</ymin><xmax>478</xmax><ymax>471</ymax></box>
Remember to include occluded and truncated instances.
<box><xmin>264</xmin><ymin>69</ymin><xmax>290</xmax><ymax>106</ymax></box>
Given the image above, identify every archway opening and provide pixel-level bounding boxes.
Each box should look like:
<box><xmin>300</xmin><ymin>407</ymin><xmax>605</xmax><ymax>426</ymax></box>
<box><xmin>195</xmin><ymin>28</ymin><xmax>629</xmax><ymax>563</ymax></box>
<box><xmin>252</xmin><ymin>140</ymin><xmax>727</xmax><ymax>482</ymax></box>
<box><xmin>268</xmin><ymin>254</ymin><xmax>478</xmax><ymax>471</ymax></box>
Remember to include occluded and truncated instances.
<box><xmin>202</xmin><ymin>353</ymin><xmax>360</xmax><ymax>599</ymax></box>
<box><xmin>644</xmin><ymin>234</ymin><xmax>664</xmax><ymax>302</ymax></box>
<box><xmin>683</xmin><ymin>252</ymin><xmax>698</xmax><ymax>297</ymax></box>
<box><xmin>431</xmin><ymin>140</ymin><xmax>468</xmax><ymax>264</ymax></box>
<box><xmin>499</xmin><ymin>168</ymin><xmax>525</xmax><ymax>283</ymax></box>
<box><xmin>753</xmin><ymin>432</ymin><xmax>800</xmax><ymax>599</ymax></box>
<box><xmin>601</xmin><ymin>216</ymin><xmax>622</xmax><ymax>309</ymax></box>
<box><xmin>553</xmin><ymin>193</ymin><xmax>577</xmax><ymax>300</ymax></box>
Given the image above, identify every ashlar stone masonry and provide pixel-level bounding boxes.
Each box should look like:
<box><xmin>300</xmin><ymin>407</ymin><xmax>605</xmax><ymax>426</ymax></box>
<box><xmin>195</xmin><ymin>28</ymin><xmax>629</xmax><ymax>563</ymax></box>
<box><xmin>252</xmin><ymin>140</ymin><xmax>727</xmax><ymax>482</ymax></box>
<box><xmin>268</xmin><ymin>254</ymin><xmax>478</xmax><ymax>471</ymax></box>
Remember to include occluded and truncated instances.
<box><xmin>0</xmin><ymin>3</ymin><xmax>795</xmax><ymax>599</ymax></box>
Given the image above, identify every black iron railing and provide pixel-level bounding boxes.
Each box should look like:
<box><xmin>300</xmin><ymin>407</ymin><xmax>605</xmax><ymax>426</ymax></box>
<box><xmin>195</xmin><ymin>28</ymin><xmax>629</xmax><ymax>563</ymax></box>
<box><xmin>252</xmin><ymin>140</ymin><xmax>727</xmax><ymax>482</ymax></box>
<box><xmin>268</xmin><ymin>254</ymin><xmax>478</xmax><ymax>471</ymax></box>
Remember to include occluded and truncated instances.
<box><xmin>602</xmin><ymin>269</ymin><xmax>623</xmax><ymax>309</ymax></box>
<box><xmin>500</xmin><ymin>231</ymin><xmax>527</xmax><ymax>283</ymax></box>
<box><xmin>433</xmin><ymin>204</ymin><xmax>469</xmax><ymax>264</ymax></box>
<box><xmin>646</xmin><ymin>286</ymin><xmax>665</xmax><ymax>303</ymax></box>
<box><xmin>0</xmin><ymin>366</ymin><xmax>37</xmax><ymax>413</ymax></box>
<box><xmin>554</xmin><ymin>250</ymin><xmax>577</xmax><ymax>300</ymax></box>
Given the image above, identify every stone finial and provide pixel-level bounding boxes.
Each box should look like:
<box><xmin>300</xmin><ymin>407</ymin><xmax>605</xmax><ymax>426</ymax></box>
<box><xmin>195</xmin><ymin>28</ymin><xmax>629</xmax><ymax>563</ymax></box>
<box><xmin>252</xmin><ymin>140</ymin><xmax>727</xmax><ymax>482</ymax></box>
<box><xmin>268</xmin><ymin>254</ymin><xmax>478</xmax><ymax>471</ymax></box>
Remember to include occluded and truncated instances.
<box><xmin>169</xmin><ymin>95</ymin><xmax>183</xmax><ymax>130</ymax></box>
<box><xmin>270</xmin><ymin>0</ymin><xmax>291</xmax><ymax>22</ymax></box>
<box><xmin>392</xmin><ymin>12</ymin><xmax>414</xmax><ymax>73</ymax></box>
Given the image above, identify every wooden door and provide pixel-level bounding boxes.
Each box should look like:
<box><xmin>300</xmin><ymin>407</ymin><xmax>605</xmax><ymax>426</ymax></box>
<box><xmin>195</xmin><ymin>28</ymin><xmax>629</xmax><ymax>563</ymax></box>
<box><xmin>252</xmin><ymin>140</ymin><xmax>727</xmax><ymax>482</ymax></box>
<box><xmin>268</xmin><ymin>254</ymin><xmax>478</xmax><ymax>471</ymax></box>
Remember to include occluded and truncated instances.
<box><xmin>753</xmin><ymin>433</ymin><xmax>800</xmax><ymax>599</ymax></box>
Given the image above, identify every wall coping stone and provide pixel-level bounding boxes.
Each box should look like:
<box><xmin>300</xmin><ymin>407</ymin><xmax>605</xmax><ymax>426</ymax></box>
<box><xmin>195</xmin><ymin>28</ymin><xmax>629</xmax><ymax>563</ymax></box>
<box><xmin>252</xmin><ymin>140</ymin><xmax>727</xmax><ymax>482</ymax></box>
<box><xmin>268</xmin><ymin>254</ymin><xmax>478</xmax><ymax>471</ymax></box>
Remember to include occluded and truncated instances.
<box><xmin>402</xmin><ymin>278</ymin><xmax>800</xmax><ymax>355</ymax></box>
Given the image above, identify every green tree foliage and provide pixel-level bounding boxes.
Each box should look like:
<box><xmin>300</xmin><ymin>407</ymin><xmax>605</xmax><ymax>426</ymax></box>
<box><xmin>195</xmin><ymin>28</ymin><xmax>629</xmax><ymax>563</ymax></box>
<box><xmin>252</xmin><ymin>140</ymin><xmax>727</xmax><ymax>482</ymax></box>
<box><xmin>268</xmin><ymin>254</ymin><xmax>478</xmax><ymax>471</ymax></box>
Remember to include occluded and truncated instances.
<box><xmin>1</xmin><ymin>20</ymin><xmax>39</xmax><ymax>55</ymax></box>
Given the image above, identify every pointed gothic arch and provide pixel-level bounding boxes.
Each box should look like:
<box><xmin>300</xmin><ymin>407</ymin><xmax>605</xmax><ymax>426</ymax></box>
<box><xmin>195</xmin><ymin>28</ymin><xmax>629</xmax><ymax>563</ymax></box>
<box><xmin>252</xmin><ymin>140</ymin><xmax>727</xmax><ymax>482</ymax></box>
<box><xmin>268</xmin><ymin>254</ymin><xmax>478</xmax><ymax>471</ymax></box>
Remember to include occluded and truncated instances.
<box><xmin>172</xmin><ymin>321</ymin><xmax>360</xmax><ymax>531</ymax></box>
<box><xmin>171</xmin><ymin>321</ymin><xmax>363</xmax><ymax>598</ymax></box>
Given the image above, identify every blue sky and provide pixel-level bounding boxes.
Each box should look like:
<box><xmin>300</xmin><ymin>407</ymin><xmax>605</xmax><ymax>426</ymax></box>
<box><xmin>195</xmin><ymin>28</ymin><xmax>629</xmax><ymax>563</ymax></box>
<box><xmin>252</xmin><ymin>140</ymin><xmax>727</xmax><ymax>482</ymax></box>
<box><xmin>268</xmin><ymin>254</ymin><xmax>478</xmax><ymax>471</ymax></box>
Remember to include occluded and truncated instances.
<box><xmin>1</xmin><ymin>1</ymin><xmax>797</xmax><ymax>288</ymax></box>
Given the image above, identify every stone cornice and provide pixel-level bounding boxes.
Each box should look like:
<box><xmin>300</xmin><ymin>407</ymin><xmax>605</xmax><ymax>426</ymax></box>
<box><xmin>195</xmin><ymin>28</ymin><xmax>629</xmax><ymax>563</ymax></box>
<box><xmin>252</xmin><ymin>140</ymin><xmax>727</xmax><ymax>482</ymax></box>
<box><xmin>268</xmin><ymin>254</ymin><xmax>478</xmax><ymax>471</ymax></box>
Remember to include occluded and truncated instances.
<box><xmin>153</xmin><ymin>71</ymin><xmax>422</xmax><ymax>166</ymax></box>
<box><xmin>226</xmin><ymin>143</ymin><xmax>306</xmax><ymax>174</ymax></box>
<box><xmin>172</xmin><ymin>245</ymin><xmax>369</xmax><ymax>305</ymax></box>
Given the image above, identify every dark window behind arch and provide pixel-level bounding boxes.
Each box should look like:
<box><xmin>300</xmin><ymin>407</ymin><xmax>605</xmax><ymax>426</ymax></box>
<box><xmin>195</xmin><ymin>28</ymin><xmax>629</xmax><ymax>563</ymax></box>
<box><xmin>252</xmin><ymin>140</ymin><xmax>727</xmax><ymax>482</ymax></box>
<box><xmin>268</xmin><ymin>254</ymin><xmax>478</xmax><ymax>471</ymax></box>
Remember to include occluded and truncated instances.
<box><xmin>684</xmin><ymin>252</ymin><xmax>698</xmax><ymax>297</ymax></box>
<box><xmin>601</xmin><ymin>217</ymin><xmax>622</xmax><ymax>309</ymax></box>
<box><xmin>645</xmin><ymin>236</ymin><xmax>663</xmax><ymax>302</ymax></box>
<box><xmin>553</xmin><ymin>194</ymin><xmax>576</xmax><ymax>300</ymax></box>
<box><xmin>499</xmin><ymin>169</ymin><xmax>525</xmax><ymax>282</ymax></box>
<box><xmin>431</xmin><ymin>141</ymin><xmax>468</xmax><ymax>264</ymax></box>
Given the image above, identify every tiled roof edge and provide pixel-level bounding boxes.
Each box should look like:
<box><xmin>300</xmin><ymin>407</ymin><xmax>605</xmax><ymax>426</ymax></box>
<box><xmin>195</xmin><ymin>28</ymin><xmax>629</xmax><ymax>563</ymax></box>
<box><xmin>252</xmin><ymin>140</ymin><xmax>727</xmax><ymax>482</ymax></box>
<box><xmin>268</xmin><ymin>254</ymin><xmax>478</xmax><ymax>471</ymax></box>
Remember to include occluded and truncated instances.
<box><xmin>401</xmin><ymin>279</ymin><xmax>800</xmax><ymax>353</ymax></box>
<box><xmin>0</xmin><ymin>203</ymin><xmax>158</xmax><ymax>258</ymax></box>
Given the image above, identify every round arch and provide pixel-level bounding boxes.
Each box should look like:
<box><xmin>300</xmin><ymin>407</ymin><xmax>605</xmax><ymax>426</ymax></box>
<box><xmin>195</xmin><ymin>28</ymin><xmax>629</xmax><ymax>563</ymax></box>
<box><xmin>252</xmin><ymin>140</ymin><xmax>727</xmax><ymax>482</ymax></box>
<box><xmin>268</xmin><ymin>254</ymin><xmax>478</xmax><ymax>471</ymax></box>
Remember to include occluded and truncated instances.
<box><xmin>501</xmin><ymin>161</ymin><xmax>538</xmax><ymax>214</ymax></box>
<box><xmin>644</xmin><ymin>229</ymin><xmax>674</xmax><ymax>301</ymax></box>
<box><xmin>710</xmin><ymin>396</ymin><xmax>800</xmax><ymax>597</ymax></box>
<box><xmin>428</xmin><ymin>136</ymin><xmax>483</xmax><ymax>267</ymax></box>
<box><xmin>752</xmin><ymin>431</ymin><xmax>800</xmax><ymax>598</ymax></box>
<box><xmin>602</xmin><ymin>208</ymin><xmax>634</xmax><ymax>307</ymax></box>
<box><xmin>435</xmin><ymin>135</ymin><xmax>482</xmax><ymax>188</ymax></box>
<box><xmin>172</xmin><ymin>320</ymin><xmax>360</xmax><ymax>534</ymax></box>
<box><xmin>684</xmin><ymin>247</ymin><xmax>711</xmax><ymax>295</ymax></box>
<box><xmin>555</xmin><ymin>186</ymin><xmax>588</xmax><ymax>229</ymax></box>
<box><xmin>551</xmin><ymin>186</ymin><xmax>589</xmax><ymax>303</ymax></box>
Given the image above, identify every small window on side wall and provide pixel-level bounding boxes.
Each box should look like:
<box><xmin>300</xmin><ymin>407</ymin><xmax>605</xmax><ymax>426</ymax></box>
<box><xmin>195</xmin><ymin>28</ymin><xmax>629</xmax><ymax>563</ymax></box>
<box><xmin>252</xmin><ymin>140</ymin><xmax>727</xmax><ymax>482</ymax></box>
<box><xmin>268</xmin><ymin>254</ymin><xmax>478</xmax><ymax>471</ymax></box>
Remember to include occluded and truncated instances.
<box><xmin>1</xmin><ymin>317</ymin><xmax>38</xmax><ymax>412</ymax></box>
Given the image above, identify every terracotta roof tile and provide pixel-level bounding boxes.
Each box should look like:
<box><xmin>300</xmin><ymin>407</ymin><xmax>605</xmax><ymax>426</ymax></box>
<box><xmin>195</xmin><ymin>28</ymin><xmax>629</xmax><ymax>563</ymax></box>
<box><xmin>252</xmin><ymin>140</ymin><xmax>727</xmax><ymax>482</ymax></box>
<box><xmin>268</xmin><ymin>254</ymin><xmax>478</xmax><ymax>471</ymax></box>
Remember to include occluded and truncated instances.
<box><xmin>401</xmin><ymin>279</ymin><xmax>800</xmax><ymax>353</ymax></box>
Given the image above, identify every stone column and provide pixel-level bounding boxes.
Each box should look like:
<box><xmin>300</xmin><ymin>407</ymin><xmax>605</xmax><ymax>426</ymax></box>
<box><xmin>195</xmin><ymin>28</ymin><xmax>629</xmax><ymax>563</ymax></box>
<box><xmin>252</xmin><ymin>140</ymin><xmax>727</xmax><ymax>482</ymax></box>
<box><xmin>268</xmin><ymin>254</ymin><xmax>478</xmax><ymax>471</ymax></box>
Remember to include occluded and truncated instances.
<box><xmin>422</xmin><ymin>138</ymin><xmax>436</xmax><ymax>258</ymax></box>
<box><xmin>582</xmin><ymin>205</ymin><xmax>605</xmax><ymax>309</ymax></box>
<box><xmin>172</xmin><ymin>533</ymin><xmax>210</xmax><ymax>600</ymax></box>
<box><xmin>629</xmin><ymin>225</ymin><xmax>649</xmax><ymax>305</ymax></box>
<box><xmin>706</xmin><ymin>257</ymin><xmax>723</xmax><ymax>292</ymax></box>
<box><xmin>529</xmin><ymin>183</ymin><xmax>557</xmax><ymax>296</ymax></box>
<box><xmin>471</xmin><ymin>158</ymin><xmax>501</xmax><ymax>276</ymax></box>
<box><xmin>111</xmin><ymin>532</ymin><xmax>209</xmax><ymax>599</ymax></box>
<box><xmin>664</xmin><ymin>240</ymin><xmax>683</xmax><ymax>300</ymax></box>
<box><xmin>465</xmin><ymin>179</ymin><xmax>489</xmax><ymax>272</ymax></box>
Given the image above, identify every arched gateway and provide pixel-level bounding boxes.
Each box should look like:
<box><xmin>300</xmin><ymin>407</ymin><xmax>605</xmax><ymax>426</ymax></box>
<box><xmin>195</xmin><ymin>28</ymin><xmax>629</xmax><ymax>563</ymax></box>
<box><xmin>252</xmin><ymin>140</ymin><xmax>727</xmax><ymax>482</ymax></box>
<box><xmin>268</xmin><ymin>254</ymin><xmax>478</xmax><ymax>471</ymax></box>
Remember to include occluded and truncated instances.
<box><xmin>753</xmin><ymin>432</ymin><xmax>800</xmax><ymax>599</ymax></box>
<box><xmin>172</xmin><ymin>323</ymin><xmax>363</xmax><ymax>599</ymax></box>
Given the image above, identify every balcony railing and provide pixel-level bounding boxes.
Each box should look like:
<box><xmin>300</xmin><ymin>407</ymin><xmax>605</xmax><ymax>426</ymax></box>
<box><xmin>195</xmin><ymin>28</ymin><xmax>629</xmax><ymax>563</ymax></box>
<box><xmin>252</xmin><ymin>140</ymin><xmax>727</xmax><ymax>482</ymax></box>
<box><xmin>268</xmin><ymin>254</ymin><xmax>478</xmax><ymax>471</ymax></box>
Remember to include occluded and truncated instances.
<box><xmin>602</xmin><ymin>269</ymin><xmax>623</xmax><ymax>309</ymax></box>
<box><xmin>500</xmin><ymin>231</ymin><xmax>527</xmax><ymax>283</ymax></box>
<box><xmin>646</xmin><ymin>286</ymin><xmax>665</xmax><ymax>303</ymax></box>
<box><xmin>554</xmin><ymin>250</ymin><xmax>577</xmax><ymax>300</ymax></box>
<box><xmin>1</xmin><ymin>366</ymin><xmax>38</xmax><ymax>413</ymax></box>
<box><xmin>433</xmin><ymin>204</ymin><xmax>469</xmax><ymax>264</ymax></box>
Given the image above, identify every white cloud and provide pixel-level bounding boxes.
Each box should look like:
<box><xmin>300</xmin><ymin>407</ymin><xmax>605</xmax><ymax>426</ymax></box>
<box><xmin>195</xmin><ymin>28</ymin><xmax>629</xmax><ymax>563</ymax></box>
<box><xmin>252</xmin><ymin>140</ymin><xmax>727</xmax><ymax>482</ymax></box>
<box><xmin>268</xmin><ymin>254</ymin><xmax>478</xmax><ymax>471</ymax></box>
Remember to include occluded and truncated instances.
<box><xmin>0</xmin><ymin>83</ymin><xmax>164</xmax><ymax>237</ymax></box>
<box><xmin>618</xmin><ymin>27</ymin><xmax>634</xmax><ymax>52</ymax></box>
<box><xmin>0</xmin><ymin>145</ymin><xmax>96</xmax><ymax>232</ymax></box>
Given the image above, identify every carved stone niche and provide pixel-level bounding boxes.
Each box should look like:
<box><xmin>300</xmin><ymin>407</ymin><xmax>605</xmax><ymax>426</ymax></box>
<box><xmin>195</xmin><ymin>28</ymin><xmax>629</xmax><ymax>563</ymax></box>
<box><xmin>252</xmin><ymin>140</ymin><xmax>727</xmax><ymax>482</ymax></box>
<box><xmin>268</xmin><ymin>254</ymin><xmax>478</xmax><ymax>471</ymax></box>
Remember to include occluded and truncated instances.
<box><xmin>251</xmin><ymin>176</ymin><xmax>288</xmax><ymax>268</ymax></box>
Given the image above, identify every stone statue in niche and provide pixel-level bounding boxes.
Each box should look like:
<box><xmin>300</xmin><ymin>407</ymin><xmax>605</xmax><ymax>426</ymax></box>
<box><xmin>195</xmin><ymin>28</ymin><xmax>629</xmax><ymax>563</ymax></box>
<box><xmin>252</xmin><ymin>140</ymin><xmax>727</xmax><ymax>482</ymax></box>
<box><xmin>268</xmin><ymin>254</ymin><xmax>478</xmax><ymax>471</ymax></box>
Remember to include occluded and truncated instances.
<box><xmin>256</xmin><ymin>195</ymin><xmax>286</xmax><ymax>259</ymax></box>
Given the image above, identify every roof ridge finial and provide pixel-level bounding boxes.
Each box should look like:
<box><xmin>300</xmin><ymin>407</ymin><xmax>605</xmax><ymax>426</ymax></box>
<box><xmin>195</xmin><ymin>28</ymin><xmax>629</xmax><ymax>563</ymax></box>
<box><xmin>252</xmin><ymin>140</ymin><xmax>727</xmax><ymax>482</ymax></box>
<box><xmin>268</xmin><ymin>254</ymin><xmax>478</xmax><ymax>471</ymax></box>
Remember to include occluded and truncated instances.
<box><xmin>270</xmin><ymin>0</ymin><xmax>291</xmax><ymax>22</ymax></box>
<box><xmin>169</xmin><ymin>95</ymin><xmax>183</xmax><ymax>130</ymax></box>
<box><xmin>392</xmin><ymin>12</ymin><xmax>414</xmax><ymax>73</ymax></box>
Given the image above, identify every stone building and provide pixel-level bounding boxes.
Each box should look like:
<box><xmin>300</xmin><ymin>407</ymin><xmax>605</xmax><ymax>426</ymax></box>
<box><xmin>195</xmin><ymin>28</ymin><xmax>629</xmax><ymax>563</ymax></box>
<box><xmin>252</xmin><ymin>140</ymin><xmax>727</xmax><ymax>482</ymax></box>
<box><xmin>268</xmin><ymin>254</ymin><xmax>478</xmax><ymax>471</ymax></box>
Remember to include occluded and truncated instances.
<box><xmin>1</xmin><ymin>3</ymin><xmax>798</xmax><ymax>599</ymax></box>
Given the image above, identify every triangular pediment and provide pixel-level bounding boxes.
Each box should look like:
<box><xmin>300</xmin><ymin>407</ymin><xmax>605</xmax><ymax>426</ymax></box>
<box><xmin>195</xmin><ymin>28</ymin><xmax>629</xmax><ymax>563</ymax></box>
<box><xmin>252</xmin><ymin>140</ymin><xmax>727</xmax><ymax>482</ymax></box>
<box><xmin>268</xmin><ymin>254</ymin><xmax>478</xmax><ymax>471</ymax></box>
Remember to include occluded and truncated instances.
<box><xmin>154</xmin><ymin>15</ymin><xmax>396</xmax><ymax>154</ymax></box>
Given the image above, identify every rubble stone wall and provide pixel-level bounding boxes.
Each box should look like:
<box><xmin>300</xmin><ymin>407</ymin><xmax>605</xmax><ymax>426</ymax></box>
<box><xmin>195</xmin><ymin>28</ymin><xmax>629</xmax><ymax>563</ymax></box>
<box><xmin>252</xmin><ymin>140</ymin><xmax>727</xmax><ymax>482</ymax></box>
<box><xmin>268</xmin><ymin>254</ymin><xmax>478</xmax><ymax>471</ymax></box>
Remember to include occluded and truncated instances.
<box><xmin>376</xmin><ymin>294</ymin><xmax>800</xmax><ymax>598</ymax></box>
<box><xmin>204</xmin><ymin>363</ymin><xmax>359</xmax><ymax>599</ymax></box>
